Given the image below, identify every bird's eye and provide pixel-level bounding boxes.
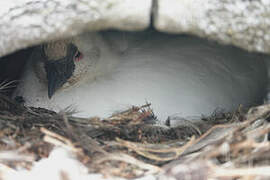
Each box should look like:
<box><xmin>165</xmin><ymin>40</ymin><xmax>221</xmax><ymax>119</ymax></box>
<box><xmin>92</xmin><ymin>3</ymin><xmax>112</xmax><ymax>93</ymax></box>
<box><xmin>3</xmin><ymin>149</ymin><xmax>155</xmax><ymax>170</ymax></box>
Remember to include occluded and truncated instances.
<box><xmin>74</xmin><ymin>51</ymin><xmax>83</xmax><ymax>61</ymax></box>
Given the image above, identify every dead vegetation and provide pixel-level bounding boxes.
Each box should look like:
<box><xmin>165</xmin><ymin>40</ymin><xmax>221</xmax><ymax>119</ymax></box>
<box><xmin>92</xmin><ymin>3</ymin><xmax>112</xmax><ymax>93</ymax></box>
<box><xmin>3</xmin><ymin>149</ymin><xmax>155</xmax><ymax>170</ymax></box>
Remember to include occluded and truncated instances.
<box><xmin>0</xmin><ymin>94</ymin><xmax>270</xmax><ymax>180</ymax></box>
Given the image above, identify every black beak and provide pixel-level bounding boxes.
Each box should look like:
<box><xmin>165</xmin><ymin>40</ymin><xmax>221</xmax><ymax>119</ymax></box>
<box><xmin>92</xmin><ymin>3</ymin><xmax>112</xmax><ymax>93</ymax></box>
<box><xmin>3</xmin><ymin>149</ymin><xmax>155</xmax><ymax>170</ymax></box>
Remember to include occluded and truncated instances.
<box><xmin>44</xmin><ymin>44</ymin><xmax>78</xmax><ymax>99</ymax></box>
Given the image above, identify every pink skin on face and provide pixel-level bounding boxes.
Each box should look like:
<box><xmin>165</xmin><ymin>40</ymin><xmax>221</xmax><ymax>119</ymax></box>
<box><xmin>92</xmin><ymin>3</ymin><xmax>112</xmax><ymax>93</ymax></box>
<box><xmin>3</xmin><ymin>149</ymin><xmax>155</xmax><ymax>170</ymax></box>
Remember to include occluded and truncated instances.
<box><xmin>74</xmin><ymin>51</ymin><xmax>83</xmax><ymax>61</ymax></box>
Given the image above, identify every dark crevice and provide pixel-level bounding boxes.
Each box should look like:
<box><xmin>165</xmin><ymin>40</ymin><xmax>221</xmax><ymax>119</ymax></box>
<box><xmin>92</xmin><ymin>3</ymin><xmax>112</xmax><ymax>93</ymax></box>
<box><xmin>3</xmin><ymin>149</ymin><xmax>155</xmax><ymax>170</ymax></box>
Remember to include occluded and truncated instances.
<box><xmin>0</xmin><ymin>47</ymin><xmax>34</xmax><ymax>96</ymax></box>
<box><xmin>150</xmin><ymin>0</ymin><xmax>158</xmax><ymax>28</ymax></box>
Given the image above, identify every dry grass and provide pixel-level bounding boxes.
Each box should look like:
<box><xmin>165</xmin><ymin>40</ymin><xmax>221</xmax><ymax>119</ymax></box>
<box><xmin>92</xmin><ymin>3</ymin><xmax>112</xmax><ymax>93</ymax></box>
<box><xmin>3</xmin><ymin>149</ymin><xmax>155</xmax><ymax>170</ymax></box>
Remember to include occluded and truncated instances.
<box><xmin>0</xmin><ymin>80</ymin><xmax>18</xmax><ymax>93</ymax></box>
<box><xmin>0</xmin><ymin>94</ymin><xmax>270</xmax><ymax>179</ymax></box>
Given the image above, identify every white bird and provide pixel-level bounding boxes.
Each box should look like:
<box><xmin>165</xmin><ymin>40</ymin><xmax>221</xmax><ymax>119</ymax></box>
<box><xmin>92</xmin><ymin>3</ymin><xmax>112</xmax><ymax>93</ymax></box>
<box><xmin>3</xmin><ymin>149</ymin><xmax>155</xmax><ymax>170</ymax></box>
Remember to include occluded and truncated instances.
<box><xmin>13</xmin><ymin>30</ymin><xmax>268</xmax><ymax>122</ymax></box>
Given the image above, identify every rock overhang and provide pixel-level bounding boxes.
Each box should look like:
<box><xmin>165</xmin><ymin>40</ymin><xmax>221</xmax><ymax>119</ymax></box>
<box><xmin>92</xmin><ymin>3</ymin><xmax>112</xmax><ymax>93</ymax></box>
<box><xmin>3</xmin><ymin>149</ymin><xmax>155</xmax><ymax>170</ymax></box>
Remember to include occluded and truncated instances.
<box><xmin>1</xmin><ymin>0</ymin><xmax>270</xmax><ymax>58</ymax></box>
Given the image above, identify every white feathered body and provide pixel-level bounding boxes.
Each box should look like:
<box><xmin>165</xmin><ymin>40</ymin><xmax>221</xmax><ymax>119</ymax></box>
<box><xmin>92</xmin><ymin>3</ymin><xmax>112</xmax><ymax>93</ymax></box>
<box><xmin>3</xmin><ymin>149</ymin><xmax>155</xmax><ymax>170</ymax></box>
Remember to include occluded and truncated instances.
<box><xmin>14</xmin><ymin>31</ymin><xmax>268</xmax><ymax>121</ymax></box>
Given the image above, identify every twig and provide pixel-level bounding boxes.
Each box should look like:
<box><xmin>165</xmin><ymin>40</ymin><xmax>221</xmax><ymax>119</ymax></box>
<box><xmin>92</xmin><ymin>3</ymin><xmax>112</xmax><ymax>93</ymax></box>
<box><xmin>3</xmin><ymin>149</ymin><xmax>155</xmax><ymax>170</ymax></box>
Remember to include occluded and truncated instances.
<box><xmin>211</xmin><ymin>165</ymin><xmax>270</xmax><ymax>178</ymax></box>
<box><xmin>117</xmin><ymin>136</ymin><xmax>196</xmax><ymax>161</ymax></box>
<box><xmin>95</xmin><ymin>153</ymin><xmax>161</xmax><ymax>174</ymax></box>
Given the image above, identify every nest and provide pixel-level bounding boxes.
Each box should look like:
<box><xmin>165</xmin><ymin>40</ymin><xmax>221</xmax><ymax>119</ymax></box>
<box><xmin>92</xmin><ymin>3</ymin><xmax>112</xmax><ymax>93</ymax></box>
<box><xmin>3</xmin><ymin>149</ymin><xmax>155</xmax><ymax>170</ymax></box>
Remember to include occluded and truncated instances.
<box><xmin>0</xmin><ymin>93</ymin><xmax>270</xmax><ymax>180</ymax></box>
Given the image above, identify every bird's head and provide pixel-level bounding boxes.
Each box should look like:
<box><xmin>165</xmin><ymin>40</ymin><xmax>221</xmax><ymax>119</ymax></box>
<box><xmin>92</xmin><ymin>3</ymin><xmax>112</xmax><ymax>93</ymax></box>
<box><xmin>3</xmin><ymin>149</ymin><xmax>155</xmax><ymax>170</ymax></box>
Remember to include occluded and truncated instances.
<box><xmin>33</xmin><ymin>33</ymin><xmax>102</xmax><ymax>99</ymax></box>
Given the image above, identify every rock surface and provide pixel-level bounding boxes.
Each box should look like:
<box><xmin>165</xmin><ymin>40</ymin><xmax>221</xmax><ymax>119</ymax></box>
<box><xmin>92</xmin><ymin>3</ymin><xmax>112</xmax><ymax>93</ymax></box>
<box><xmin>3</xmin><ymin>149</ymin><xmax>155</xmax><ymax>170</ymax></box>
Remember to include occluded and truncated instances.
<box><xmin>154</xmin><ymin>0</ymin><xmax>270</xmax><ymax>54</ymax></box>
<box><xmin>1</xmin><ymin>0</ymin><xmax>270</xmax><ymax>57</ymax></box>
<box><xmin>0</xmin><ymin>0</ymin><xmax>152</xmax><ymax>57</ymax></box>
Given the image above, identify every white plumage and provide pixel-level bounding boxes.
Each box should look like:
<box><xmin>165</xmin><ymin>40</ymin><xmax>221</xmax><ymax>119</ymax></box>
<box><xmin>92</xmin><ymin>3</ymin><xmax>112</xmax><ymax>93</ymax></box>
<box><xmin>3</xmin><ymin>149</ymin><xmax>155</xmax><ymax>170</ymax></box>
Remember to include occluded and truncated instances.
<box><xmin>14</xmin><ymin>30</ymin><xmax>268</xmax><ymax>122</ymax></box>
